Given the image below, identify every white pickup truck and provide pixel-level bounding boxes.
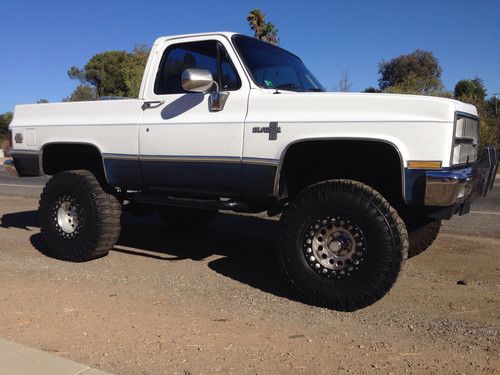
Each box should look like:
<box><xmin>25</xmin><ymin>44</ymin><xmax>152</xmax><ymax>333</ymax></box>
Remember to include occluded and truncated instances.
<box><xmin>8</xmin><ymin>32</ymin><xmax>497</xmax><ymax>311</ymax></box>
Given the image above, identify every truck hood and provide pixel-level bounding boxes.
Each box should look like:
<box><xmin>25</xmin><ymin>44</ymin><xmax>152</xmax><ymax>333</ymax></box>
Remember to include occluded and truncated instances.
<box><xmin>250</xmin><ymin>90</ymin><xmax>477</xmax><ymax>123</ymax></box>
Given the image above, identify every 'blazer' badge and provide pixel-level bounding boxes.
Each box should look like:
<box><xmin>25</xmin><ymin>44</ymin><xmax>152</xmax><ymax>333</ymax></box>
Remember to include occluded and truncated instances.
<box><xmin>252</xmin><ymin>122</ymin><xmax>281</xmax><ymax>140</ymax></box>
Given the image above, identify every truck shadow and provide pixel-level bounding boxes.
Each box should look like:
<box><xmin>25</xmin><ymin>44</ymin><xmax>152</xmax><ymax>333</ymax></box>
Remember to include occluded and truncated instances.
<box><xmin>116</xmin><ymin>212</ymin><xmax>294</xmax><ymax>300</ymax></box>
<box><xmin>0</xmin><ymin>210</ymin><xmax>39</xmax><ymax>230</ymax></box>
<box><xmin>1</xmin><ymin>210</ymin><xmax>296</xmax><ymax>302</ymax></box>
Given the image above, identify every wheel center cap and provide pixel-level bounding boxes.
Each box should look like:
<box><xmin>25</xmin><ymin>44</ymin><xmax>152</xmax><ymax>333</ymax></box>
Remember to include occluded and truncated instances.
<box><xmin>328</xmin><ymin>239</ymin><xmax>343</xmax><ymax>253</ymax></box>
<box><xmin>327</xmin><ymin>233</ymin><xmax>353</xmax><ymax>256</ymax></box>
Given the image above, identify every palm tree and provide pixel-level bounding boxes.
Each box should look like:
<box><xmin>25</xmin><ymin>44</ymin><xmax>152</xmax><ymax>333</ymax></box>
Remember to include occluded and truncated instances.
<box><xmin>247</xmin><ymin>9</ymin><xmax>266</xmax><ymax>40</ymax></box>
<box><xmin>260</xmin><ymin>22</ymin><xmax>279</xmax><ymax>45</ymax></box>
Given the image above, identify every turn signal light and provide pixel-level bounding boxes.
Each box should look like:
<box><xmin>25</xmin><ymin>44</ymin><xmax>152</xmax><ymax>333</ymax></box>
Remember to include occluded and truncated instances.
<box><xmin>407</xmin><ymin>161</ymin><xmax>442</xmax><ymax>170</ymax></box>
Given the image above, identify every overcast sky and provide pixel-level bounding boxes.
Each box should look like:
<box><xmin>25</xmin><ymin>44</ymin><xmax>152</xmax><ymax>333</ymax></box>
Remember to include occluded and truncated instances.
<box><xmin>1</xmin><ymin>0</ymin><xmax>499</xmax><ymax>112</ymax></box>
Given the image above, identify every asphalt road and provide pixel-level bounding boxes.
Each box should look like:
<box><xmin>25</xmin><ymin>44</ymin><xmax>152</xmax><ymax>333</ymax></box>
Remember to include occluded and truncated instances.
<box><xmin>0</xmin><ymin>165</ymin><xmax>48</xmax><ymax>198</ymax></box>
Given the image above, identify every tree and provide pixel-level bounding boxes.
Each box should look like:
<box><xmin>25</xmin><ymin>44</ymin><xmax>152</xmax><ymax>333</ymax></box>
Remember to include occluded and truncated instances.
<box><xmin>454</xmin><ymin>78</ymin><xmax>486</xmax><ymax>102</ymax></box>
<box><xmin>122</xmin><ymin>45</ymin><xmax>149</xmax><ymax>99</ymax></box>
<box><xmin>479</xmin><ymin>115</ymin><xmax>499</xmax><ymax>150</ymax></box>
<box><xmin>453</xmin><ymin>78</ymin><xmax>487</xmax><ymax>117</ymax></box>
<box><xmin>247</xmin><ymin>9</ymin><xmax>279</xmax><ymax>45</ymax></box>
<box><xmin>64</xmin><ymin>85</ymin><xmax>97</xmax><ymax>102</ymax></box>
<box><xmin>260</xmin><ymin>22</ymin><xmax>279</xmax><ymax>45</ymax></box>
<box><xmin>363</xmin><ymin>87</ymin><xmax>380</xmax><ymax>93</ymax></box>
<box><xmin>0</xmin><ymin>112</ymin><xmax>13</xmax><ymax>140</ymax></box>
<box><xmin>247</xmin><ymin>9</ymin><xmax>266</xmax><ymax>40</ymax></box>
<box><xmin>68</xmin><ymin>51</ymin><xmax>129</xmax><ymax>97</ymax></box>
<box><xmin>485</xmin><ymin>95</ymin><xmax>500</xmax><ymax>117</ymax></box>
<box><xmin>37</xmin><ymin>99</ymin><xmax>49</xmax><ymax>103</ymax></box>
<box><xmin>67</xmin><ymin>45</ymin><xmax>149</xmax><ymax>99</ymax></box>
<box><xmin>383</xmin><ymin>72</ymin><xmax>444</xmax><ymax>95</ymax></box>
<box><xmin>378</xmin><ymin>50</ymin><xmax>443</xmax><ymax>95</ymax></box>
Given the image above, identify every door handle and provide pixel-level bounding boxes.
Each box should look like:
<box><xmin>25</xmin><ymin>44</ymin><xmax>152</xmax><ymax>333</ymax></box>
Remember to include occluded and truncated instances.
<box><xmin>142</xmin><ymin>100</ymin><xmax>164</xmax><ymax>110</ymax></box>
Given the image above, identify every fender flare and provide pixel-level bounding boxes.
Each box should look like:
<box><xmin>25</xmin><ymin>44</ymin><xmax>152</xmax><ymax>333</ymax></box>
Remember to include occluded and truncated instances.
<box><xmin>39</xmin><ymin>141</ymin><xmax>111</xmax><ymax>185</ymax></box>
<box><xmin>273</xmin><ymin>137</ymin><xmax>407</xmax><ymax>202</ymax></box>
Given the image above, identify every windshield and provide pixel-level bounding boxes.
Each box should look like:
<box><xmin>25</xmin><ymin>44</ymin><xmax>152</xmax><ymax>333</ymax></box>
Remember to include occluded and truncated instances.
<box><xmin>232</xmin><ymin>35</ymin><xmax>325</xmax><ymax>92</ymax></box>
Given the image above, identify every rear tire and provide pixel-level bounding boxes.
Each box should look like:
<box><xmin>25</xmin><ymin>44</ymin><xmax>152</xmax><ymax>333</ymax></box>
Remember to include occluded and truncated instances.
<box><xmin>406</xmin><ymin>218</ymin><xmax>441</xmax><ymax>258</ymax></box>
<box><xmin>278</xmin><ymin>180</ymin><xmax>408</xmax><ymax>311</ymax></box>
<box><xmin>39</xmin><ymin>170</ymin><xmax>121</xmax><ymax>261</ymax></box>
<box><xmin>158</xmin><ymin>206</ymin><xmax>217</xmax><ymax>232</ymax></box>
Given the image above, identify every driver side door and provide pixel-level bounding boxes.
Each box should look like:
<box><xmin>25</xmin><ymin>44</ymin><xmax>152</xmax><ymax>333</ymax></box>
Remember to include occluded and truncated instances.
<box><xmin>139</xmin><ymin>36</ymin><xmax>249</xmax><ymax>197</ymax></box>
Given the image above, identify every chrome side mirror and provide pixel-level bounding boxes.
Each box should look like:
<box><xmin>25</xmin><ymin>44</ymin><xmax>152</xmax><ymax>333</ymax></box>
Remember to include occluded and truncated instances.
<box><xmin>181</xmin><ymin>69</ymin><xmax>214</xmax><ymax>93</ymax></box>
<box><xmin>181</xmin><ymin>68</ymin><xmax>230</xmax><ymax>111</ymax></box>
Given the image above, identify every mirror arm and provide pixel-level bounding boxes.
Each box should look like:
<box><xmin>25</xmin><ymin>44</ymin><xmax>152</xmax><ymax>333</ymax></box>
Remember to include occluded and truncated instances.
<box><xmin>209</xmin><ymin>80</ymin><xmax>229</xmax><ymax>112</ymax></box>
<box><xmin>211</xmin><ymin>80</ymin><xmax>220</xmax><ymax>94</ymax></box>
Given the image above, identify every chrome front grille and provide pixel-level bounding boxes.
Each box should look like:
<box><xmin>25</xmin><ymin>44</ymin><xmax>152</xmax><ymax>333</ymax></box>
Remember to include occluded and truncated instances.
<box><xmin>452</xmin><ymin>113</ymin><xmax>479</xmax><ymax>165</ymax></box>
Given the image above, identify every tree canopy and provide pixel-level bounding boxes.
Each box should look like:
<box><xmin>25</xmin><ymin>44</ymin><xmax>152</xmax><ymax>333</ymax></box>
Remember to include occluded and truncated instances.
<box><xmin>378</xmin><ymin>50</ymin><xmax>443</xmax><ymax>95</ymax></box>
<box><xmin>67</xmin><ymin>45</ymin><xmax>149</xmax><ymax>100</ymax></box>
<box><xmin>454</xmin><ymin>78</ymin><xmax>486</xmax><ymax>102</ymax></box>
<box><xmin>63</xmin><ymin>84</ymin><xmax>97</xmax><ymax>102</ymax></box>
<box><xmin>363</xmin><ymin>87</ymin><xmax>380</xmax><ymax>93</ymax></box>
<box><xmin>247</xmin><ymin>9</ymin><xmax>279</xmax><ymax>45</ymax></box>
<box><xmin>0</xmin><ymin>112</ymin><xmax>13</xmax><ymax>140</ymax></box>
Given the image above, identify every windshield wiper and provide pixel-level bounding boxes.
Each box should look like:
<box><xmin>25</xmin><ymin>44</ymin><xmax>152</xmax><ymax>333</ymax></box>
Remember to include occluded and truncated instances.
<box><xmin>307</xmin><ymin>88</ymin><xmax>323</xmax><ymax>92</ymax></box>
<box><xmin>273</xmin><ymin>83</ymin><xmax>303</xmax><ymax>91</ymax></box>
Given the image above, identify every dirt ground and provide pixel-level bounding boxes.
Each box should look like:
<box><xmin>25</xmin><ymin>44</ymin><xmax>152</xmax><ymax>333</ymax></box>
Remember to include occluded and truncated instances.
<box><xmin>0</xmin><ymin>195</ymin><xmax>499</xmax><ymax>374</ymax></box>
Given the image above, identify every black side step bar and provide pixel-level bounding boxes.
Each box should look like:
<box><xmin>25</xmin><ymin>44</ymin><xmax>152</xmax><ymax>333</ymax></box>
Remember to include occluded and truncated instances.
<box><xmin>131</xmin><ymin>193</ymin><xmax>250</xmax><ymax>212</ymax></box>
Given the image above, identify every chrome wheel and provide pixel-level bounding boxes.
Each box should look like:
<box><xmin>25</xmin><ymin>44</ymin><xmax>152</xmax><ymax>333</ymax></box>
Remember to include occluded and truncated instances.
<box><xmin>53</xmin><ymin>196</ymin><xmax>81</xmax><ymax>239</ymax></box>
<box><xmin>304</xmin><ymin>216</ymin><xmax>366</xmax><ymax>278</ymax></box>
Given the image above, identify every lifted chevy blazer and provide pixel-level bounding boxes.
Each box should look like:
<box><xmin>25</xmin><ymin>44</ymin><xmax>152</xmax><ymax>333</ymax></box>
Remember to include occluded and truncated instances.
<box><xmin>8</xmin><ymin>32</ymin><xmax>498</xmax><ymax>311</ymax></box>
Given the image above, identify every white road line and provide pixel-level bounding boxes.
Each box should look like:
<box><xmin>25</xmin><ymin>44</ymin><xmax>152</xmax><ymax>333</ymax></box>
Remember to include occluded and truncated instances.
<box><xmin>0</xmin><ymin>183</ymin><xmax>44</xmax><ymax>188</ymax></box>
<box><xmin>470</xmin><ymin>211</ymin><xmax>500</xmax><ymax>215</ymax></box>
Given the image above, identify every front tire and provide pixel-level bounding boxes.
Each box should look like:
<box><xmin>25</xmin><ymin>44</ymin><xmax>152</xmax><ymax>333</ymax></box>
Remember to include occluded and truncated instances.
<box><xmin>278</xmin><ymin>180</ymin><xmax>408</xmax><ymax>311</ymax></box>
<box><xmin>39</xmin><ymin>170</ymin><xmax>122</xmax><ymax>261</ymax></box>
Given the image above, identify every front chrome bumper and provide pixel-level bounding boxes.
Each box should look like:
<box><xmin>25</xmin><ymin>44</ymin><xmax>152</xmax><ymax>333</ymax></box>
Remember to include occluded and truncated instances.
<box><xmin>425</xmin><ymin>147</ymin><xmax>498</xmax><ymax>207</ymax></box>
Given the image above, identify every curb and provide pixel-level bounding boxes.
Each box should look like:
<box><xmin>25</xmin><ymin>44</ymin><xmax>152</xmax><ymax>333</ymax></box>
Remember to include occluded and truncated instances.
<box><xmin>0</xmin><ymin>337</ymin><xmax>113</xmax><ymax>375</ymax></box>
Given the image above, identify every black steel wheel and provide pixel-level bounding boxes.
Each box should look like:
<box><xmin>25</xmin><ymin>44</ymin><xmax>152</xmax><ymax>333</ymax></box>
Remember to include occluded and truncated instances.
<box><xmin>302</xmin><ymin>215</ymin><xmax>367</xmax><ymax>278</ymax></box>
<box><xmin>278</xmin><ymin>180</ymin><xmax>408</xmax><ymax>311</ymax></box>
<box><xmin>39</xmin><ymin>170</ymin><xmax>121</xmax><ymax>261</ymax></box>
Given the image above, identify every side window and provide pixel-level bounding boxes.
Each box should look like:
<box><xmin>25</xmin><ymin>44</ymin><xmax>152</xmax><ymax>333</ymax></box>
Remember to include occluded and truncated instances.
<box><xmin>154</xmin><ymin>40</ymin><xmax>241</xmax><ymax>95</ymax></box>
<box><xmin>218</xmin><ymin>45</ymin><xmax>241</xmax><ymax>91</ymax></box>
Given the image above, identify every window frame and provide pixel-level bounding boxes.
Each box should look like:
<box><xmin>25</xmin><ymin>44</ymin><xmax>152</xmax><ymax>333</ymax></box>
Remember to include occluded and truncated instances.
<box><xmin>153</xmin><ymin>39</ymin><xmax>242</xmax><ymax>96</ymax></box>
